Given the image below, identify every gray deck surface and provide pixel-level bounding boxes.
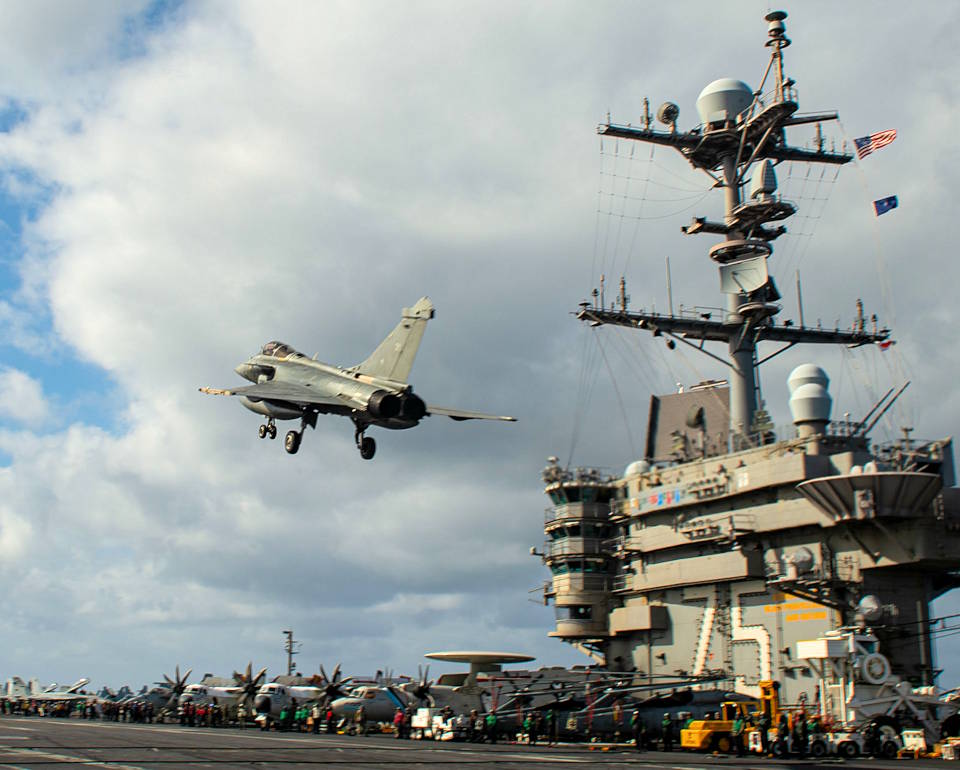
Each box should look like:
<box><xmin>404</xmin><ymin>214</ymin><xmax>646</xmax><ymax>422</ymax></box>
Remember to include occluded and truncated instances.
<box><xmin>0</xmin><ymin>717</ymin><xmax>946</xmax><ymax>769</ymax></box>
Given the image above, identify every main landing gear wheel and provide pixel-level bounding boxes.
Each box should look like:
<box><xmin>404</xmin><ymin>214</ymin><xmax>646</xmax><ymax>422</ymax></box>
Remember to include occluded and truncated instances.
<box><xmin>360</xmin><ymin>436</ymin><xmax>376</xmax><ymax>460</ymax></box>
<box><xmin>284</xmin><ymin>430</ymin><xmax>301</xmax><ymax>454</ymax></box>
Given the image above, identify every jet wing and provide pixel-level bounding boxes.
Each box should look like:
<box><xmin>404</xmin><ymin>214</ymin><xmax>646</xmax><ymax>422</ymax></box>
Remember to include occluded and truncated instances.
<box><xmin>426</xmin><ymin>405</ymin><xmax>517</xmax><ymax>422</ymax></box>
<box><xmin>199</xmin><ymin>382</ymin><xmax>344</xmax><ymax>409</ymax></box>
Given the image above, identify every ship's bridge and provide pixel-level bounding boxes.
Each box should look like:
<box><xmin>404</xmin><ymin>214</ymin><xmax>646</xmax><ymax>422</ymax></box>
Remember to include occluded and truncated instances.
<box><xmin>539</xmin><ymin>459</ymin><xmax>618</xmax><ymax>652</ymax></box>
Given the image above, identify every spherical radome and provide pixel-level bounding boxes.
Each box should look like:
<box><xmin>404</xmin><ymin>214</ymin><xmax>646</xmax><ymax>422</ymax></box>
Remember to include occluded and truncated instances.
<box><xmin>696</xmin><ymin>78</ymin><xmax>753</xmax><ymax>125</ymax></box>
<box><xmin>788</xmin><ymin>363</ymin><xmax>829</xmax><ymax>395</ymax></box>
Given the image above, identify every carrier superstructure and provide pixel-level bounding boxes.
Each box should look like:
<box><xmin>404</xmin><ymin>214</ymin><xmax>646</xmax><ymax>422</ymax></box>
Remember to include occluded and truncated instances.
<box><xmin>536</xmin><ymin>11</ymin><xmax>960</xmax><ymax>705</ymax></box>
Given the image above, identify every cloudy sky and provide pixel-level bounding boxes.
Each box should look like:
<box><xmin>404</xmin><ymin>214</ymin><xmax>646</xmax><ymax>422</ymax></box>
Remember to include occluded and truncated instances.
<box><xmin>0</xmin><ymin>0</ymin><xmax>958</xmax><ymax>691</ymax></box>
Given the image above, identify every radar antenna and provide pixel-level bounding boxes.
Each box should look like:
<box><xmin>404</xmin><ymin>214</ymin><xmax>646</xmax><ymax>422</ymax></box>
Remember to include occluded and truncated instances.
<box><xmin>579</xmin><ymin>10</ymin><xmax>890</xmax><ymax>445</ymax></box>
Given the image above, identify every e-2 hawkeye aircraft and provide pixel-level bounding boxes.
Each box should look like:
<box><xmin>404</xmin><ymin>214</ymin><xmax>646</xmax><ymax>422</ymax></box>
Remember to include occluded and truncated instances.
<box><xmin>200</xmin><ymin>297</ymin><xmax>515</xmax><ymax>459</ymax></box>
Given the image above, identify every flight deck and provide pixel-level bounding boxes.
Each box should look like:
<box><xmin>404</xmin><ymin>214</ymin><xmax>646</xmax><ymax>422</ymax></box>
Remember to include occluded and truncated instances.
<box><xmin>0</xmin><ymin>716</ymin><xmax>950</xmax><ymax>769</ymax></box>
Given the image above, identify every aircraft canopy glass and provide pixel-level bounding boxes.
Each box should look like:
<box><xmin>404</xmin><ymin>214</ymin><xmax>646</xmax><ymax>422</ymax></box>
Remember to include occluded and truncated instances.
<box><xmin>260</xmin><ymin>341</ymin><xmax>302</xmax><ymax>358</ymax></box>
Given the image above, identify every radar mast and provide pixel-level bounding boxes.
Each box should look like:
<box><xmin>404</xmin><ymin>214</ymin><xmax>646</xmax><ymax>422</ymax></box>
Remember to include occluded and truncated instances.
<box><xmin>578</xmin><ymin>11</ymin><xmax>889</xmax><ymax>445</ymax></box>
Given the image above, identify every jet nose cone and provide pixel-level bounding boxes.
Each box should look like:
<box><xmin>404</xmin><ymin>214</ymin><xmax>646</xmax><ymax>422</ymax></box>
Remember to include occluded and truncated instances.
<box><xmin>254</xmin><ymin>696</ymin><xmax>270</xmax><ymax>714</ymax></box>
<box><xmin>235</xmin><ymin>363</ymin><xmax>257</xmax><ymax>381</ymax></box>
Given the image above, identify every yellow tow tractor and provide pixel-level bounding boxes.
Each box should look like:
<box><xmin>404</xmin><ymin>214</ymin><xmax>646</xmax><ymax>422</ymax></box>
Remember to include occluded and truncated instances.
<box><xmin>680</xmin><ymin>681</ymin><xmax>781</xmax><ymax>753</ymax></box>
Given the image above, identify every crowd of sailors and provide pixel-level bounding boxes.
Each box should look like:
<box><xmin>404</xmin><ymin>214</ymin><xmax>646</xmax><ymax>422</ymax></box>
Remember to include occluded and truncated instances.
<box><xmin>0</xmin><ymin>695</ymin><xmax>693</xmax><ymax>749</ymax></box>
<box><xmin>0</xmin><ymin>697</ymin><xmax>825</xmax><ymax>755</ymax></box>
<box><xmin>0</xmin><ymin>699</ymin><xmax>156</xmax><ymax>722</ymax></box>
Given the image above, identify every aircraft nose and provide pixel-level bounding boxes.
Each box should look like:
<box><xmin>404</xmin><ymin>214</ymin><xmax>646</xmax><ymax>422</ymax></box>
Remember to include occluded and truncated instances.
<box><xmin>331</xmin><ymin>698</ymin><xmax>356</xmax><ymax>717</ymax></box>
<box><xmin>254</xmin><ymin>696</ymin><xmax>270</xmax><ymax>714</ymax></box>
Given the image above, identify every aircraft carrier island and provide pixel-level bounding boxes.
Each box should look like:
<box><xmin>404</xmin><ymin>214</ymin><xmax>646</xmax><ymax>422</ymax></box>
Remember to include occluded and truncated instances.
<box><xmin>536</xmin><ymin>8</ymin><xmax>960</xmax><ymax>712</ymax></box>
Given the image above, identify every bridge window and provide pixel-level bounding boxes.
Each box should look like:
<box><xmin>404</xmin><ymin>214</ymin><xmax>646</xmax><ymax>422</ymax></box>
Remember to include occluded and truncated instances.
<box><xmin>555</xmin><ymin>605</ymin><xmax>593</xmax><ymax>621</ymax></box>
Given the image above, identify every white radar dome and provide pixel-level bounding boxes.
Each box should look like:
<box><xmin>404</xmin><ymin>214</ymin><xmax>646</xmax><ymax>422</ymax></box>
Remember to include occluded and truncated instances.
<box><xmin>789</xmin><ymin>382</ymin><xmax>832</xmax><ymax>424</ymax></box>
<box><xmin>788</xmin><ymin>363</ymin><xmax>829</xmax><ymax>395</ymax></box>
<box><xmin>787</xmin><ymin>546</ymin><xmax>815</xmax><ymax>573</ymax></box>
<box><xmin>696</xmin><ymin>79</ymin><xmax>753</xmax><ymax>126</ymax></box>
<box><xmin>750</xmin><ymin>160</ymin><xmax>778</xmax><ymax>200</ymax></box>
<box><xmin>625</xmin><ymin>460</ymin><xmax>651</xmax><ymax>477</ymax></box>
<box><xmin>857</xmin><ymin>594</ymin><xmax>883</xmax><ymax>622</ymax></box>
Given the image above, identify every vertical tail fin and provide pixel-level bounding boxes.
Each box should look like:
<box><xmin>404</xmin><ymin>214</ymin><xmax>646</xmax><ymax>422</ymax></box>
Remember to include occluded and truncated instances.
<box><xmin>354</xmin><ymin>297</ymin><xmax>434</xmax><ymax>383</ymax></box>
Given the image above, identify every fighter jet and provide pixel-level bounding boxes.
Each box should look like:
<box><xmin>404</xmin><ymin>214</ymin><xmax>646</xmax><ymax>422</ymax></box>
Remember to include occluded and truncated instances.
<box><xmin>4</xmin><ymin>677</ymin><xmax>98</xmax><ymax>705</ymax></box>
<box><xmin>200</xmin><ymin>297</ymin><xmax>515</xmax><ymax>459</ymax></box>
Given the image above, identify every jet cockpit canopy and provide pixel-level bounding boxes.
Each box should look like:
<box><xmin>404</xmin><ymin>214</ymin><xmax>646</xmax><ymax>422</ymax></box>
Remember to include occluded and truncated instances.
<box><xmin>260</xmin><ymin>341</ymin><xmax>301</xmax><ymax>359</ymax></box>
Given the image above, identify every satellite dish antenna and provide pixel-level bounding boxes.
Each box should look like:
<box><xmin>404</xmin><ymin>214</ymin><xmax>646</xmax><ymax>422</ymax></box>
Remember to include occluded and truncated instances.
<box><xmin>657</xmin><ymin>102</ymin><xmax>679</xmax><ymax>130</ymax></box>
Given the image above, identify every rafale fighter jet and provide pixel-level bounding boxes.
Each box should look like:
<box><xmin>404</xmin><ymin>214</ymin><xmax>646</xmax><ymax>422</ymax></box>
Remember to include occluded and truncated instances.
<box><xmin>200</xmin><ymin>298</ymin><xmax>515</xmax><ymax>459</ymax></box>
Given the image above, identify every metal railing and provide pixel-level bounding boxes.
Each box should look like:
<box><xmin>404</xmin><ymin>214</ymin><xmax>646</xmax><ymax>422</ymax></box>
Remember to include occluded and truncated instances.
<box><xmin>549</xmin><ymin>575</ymin><xmax>611</xmax><ymax>593</ymax></box>
<box><xmin>545</xmin><ymin>539</ymin><xmax>610</xmax><ymax>558</ymax></box>
<box><xmin>544</xmin><ymin>502</ymin><xmax>614</xmax><ymax>526</ymax></box>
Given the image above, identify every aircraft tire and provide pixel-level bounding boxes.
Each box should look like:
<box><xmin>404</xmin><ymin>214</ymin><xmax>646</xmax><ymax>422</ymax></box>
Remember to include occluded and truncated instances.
<box><xmin>838</xmin><ymin>741</ymin><xmax>859</xmax><ymax>759</ymax></box>
<box><xmin>880</xmin><ymin>740</ymin><xmax>899</xmax><ymax>759</ymax></box>
<box><xmin>810</xmin><ymin>739</ymin><xmax>828</xmax><ymax>758</ymax></box>
<box><xmin>360</xmin><ymin>436</ymin><xmax>376</xmax><ymax>460</ymax></box>
<box><xmin>258</xmin><ymin>425</ymin><xmax>267</xmax><ymax>439</ymax></box>
<box><xmin>268</xmin><ymin>425</ymin><xmax>277</xmax><ymax>439</ymax></box>
<box><xmin>285</xmin><ymin>431</ymin><xmax>301</xmax><ymax>454</ymax></box>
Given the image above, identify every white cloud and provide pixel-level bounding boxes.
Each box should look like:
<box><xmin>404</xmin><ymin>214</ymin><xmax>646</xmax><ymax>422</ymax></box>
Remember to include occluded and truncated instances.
<box><xmin>0</xmin><ymin>367</ymin><xmax>49</xmax><ymax>423</ymax></box>
<box><xmin>0</xmin><ymin>1</ymin><xmax>956</xmax><ymax>689</ymax></box>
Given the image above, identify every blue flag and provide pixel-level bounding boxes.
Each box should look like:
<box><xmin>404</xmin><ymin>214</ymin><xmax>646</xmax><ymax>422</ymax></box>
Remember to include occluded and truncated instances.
<box><xmin>873</xmin><ymin>195</ymin><xmax>898</xmax><ymax>216</ymax></box>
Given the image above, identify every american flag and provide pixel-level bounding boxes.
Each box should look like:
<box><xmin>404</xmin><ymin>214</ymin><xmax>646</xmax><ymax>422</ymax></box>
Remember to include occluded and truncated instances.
<box><xmin>854</xmin><ymin>129</ymin><xmax>897</xmax><ymax>159</ymax></box>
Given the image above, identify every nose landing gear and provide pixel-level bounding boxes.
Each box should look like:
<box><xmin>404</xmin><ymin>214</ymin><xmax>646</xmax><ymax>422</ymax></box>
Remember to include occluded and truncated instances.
<box><xmin>258</xmin><ymin>420</ymin><xmax>277</xmax><ymax>440</ymax></box>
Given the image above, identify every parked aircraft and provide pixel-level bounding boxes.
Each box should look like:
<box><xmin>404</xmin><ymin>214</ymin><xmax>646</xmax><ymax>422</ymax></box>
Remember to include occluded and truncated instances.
<box><xmin>331</xmin><ymin>665</ymin><xmax>484</xmax><ymax>723</ymax></box>
<box><xmin>178</xmin><ymin>664</ymin><xmax>266</xmax><ymax>716</ymax></box>
<box><xmin>129</xmin><ymin>666</ymin><xmax>192</xmax><ymax>712</ymax></box>
<box><xmin>3</xmin><ymin>677</ymin><xmax>97</xmax><ymax>704</ymax></box>
<box><xmin>3</xmin><ymin>677</ymin><xmax>37</xmax><ymax>699</ymax></box>
<box><xmin>200</xmin><ymin>298</ymin><xmax>515</xmax><ymax>459</ymax></box>
<box><xmin>254</xmin><ymin>664</ymin><xmax>354</xmax><ymax>722</ymax></box>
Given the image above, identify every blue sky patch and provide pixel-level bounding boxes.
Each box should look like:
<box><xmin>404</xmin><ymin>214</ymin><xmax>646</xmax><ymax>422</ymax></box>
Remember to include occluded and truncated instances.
<box><xmin>117</xmin><ymin>0</ymin><xmax>188</xmax><ymax>62</ymax></box>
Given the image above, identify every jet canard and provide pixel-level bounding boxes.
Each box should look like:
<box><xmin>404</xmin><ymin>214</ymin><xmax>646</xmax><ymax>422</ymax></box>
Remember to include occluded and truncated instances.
<box><xmin>200</xmin><ymin>297</ymin><xmax>515</xmax><ymax>459</ymax></box>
